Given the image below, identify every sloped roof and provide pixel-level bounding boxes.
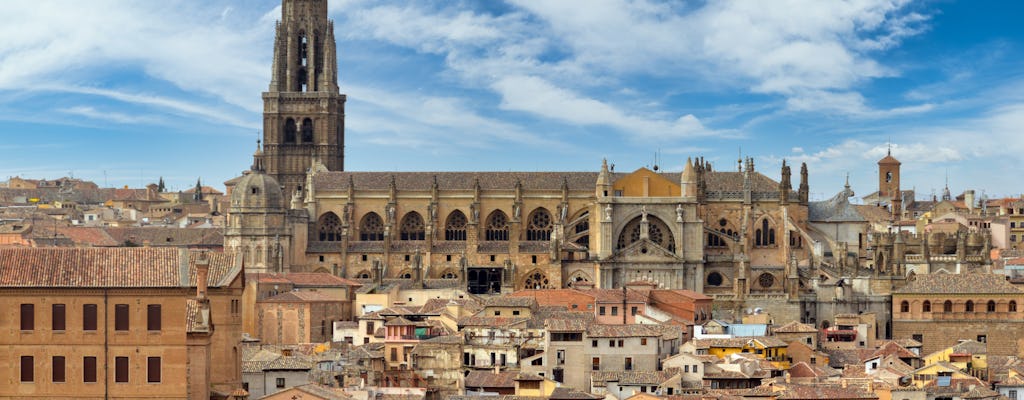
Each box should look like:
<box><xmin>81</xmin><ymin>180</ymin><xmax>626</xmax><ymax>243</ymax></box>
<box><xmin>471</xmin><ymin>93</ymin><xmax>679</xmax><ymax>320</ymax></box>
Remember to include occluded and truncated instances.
<box><xmin>587</xmin><ymin>323</ymin><xmax>667</xmax><ymax>338</ymax></box>
<box><xmin>775</xmin><ymin>321</ymin><xmax>818</xmax><ymax>333</ymax></box>
<box><xmin>259</xmin><ymin>290</ymin><xmax>342</xmax><ymax>303</ymax></box>
<box><xmin>591</xmin><ymin>370</ymin><xmax>677</xmax><ymax>385</ymax></box>
<box><xmin>0</xmin><ymin>247</ymin><xmax>237</xmax><ymax>288</ymax></box>
<box><xmin>464</xmin><ymin>371</ymin><xmax>518</xmax><ymax>389</ymax></box>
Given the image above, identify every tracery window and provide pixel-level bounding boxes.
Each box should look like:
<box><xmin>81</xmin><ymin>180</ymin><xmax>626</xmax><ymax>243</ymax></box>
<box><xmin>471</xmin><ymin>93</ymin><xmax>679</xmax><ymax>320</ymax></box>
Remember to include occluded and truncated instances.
<box><xmin>317</xmin><ymin>212</ymin><xmax>342</xmax><ymax>241</ymax></box>
<box><xmin>445</xmin><ymin>211</ymin><xmax>467</xmax><ymax>241</ymax></box>
<box><xmin>616</xmin><ymin>215</ymin><xmax>675</xmax><ymax>252</ymax></box>
<box><xmin>485</xmin><ymin>211</ymin><xmax>509</xmax><ymax>241</ymax></box>
<box><xmin>706</xmin><ymin>272</ymin><xmax>724</xmax><ymax>287</ymax></box>
<box><xmin>399</xmin><ymin>212</ymin><xmax>425</xmax><ymax>241</ymax></box>
<box><xmin>758</xmin><ymin>273</ymin><xmax>775</xmax><ymax>289</ymax></box>
<box><xmin>755</xmin><ymin>219</ymin><xmax>775</xmax><ymax>247</ymax></box>
<box><xmin>523</xmin><ymin>271</ymin><xmax>552</xmax><ymax>290</ymax></box>
<box><xmin>526</xmin><ymin>208</ymin><xmax>553</xmax><ymax>241</ymax></box>
<box><xmin>359</xmin><ymin>213</ymin><xmax>384</xmax><ymax>241</ymax></box>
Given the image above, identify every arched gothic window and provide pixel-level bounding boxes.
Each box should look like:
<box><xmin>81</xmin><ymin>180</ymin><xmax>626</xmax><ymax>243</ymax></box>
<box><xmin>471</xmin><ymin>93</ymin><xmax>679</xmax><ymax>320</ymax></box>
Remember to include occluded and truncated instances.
<box><xmin>399</xmin><ymin>212</ymin><xmax>425</xmax><ymax>241</ymax></box>
<box><xmin>359</xmin><ymin>213</ymin><xmax>384</xmax><ymax>241</ymax></box>
<box><xmin>1011</xmin><ymin>301</ymin><xmax>1018</xmax><ymax>312</ymax></box>
<box><xmin>445</xmin><ymin>211</ymin><xmax>467</xmax><ymax>241</ymax></box>
<box><xmin>526</xmin><ymin>208</ymin><xmax>553</xmax><ymax>241</ymax></box>
<box><xmin>297</xmin><ymin>32</ymin><xmax>308</xmax><ymax>91</ymax></box>
<box><xmin>318</xmin><ymin>212</ymin><xmax>342</xmax><ymax>242</ymax></box>
<box><xmin>923</xmin><ymin>300</ymin><xmax>931</xmax><ymax>312</ymax></box>
<box><xmin>572</xmin><ymin>211</ymin><xmax>590</xmax><ymax>247</ymax></box>
<box><xmin>301</xmin><ymin>118</ymin><xmax>314</xmax><ymax>143</ymax></box>
<box><xmin>284</xmin><ymin>118</ymin><xmax>297</xmax><ymax>143</ymax></box>
<box><xmin>943</xmin><ymin>300</ymin><xmax>953</xmax><ymax>312</ymax></box>
<box><xmin>790</xmin><ymin>231</ymin><xmax>802</xmax><ymax>248</ymax></box>
<box><xmin>755</xmin><ymin>219</ymin><xmax>775</xmax><ymax>247</ymax></box>
<box><xmin>616</xmin><ymin>215</ymin><xmax>675</xmax><ymax>252</ymax></box>
<box><xmin>484</xmin><ymin>211</ymin><xmax>509</xmax><ymax>241</ymax></box>
<box><xmin>987</xmin><ymin>300</ymin><xmax>996</xmax><ymax>312</ymax></box>
<box><xmin>523</xmin><ymin>271</ymin><xmax>552</xmax><ymax>290</ymax></box>
<box><xmin>966</xmin><ymin>300</ymin><xmax>975</xmax><ymax>312</ymax></box>
<box><xmin>900</xmin><ymin>301</ymin><xmax>909</xmax><ymax>313</ymax></box>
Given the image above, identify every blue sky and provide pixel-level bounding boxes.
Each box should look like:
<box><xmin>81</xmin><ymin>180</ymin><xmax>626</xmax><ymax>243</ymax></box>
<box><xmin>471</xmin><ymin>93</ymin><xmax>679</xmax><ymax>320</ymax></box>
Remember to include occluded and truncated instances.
<box><xmin>1</xmin><ymin>0</ymin><xmax>1023</xmax><ymax>201</ymax></box>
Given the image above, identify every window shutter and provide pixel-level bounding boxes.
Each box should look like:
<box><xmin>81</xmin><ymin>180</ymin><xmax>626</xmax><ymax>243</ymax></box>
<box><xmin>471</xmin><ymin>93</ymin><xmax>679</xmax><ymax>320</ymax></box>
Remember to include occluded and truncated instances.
<box><xmin>20</xmin><ymin>304</ymin><xmax>34</xmax><ymax>331</ymax></box>
<box><xmin>147</xmin><ymin>305</ymin><xmax>161</xmax><ymax>331</ymax></box>
<box><xmin>52</xmin><ymin>304</ymin><xmax>66</xmax><ymax>331</ymax></box>
<box><xmin>115</xmin><ymin>357</ymin><xmax>129</xmax><ymax>382</ymax></box>
<box><xmin>52</xmin><ymin>356</ymin><xmax>65</xmax><ymax>382</ymax></box>
<box><xmin>147</xmin><ymin>357</ymin><xmax>161</xmax><ymax>383</ymax></box>
<box><xmin>83</xmin><ymin>357</ymin><xmax>97</xmax><ymax>383</ymax></box>
<box><xmin>20</xmin><ymin>356</ymin><xmax>33</xmax><ymax>382</ymax></box>
<box><xmin>83</xmin><ymin>304</ymin><xmax>98</xmax><ymax>331</ymax></box>
<box><xmin>115</xmin><ymin>304</ymin><xmax>129</xmax><ymax>331</ymax></box>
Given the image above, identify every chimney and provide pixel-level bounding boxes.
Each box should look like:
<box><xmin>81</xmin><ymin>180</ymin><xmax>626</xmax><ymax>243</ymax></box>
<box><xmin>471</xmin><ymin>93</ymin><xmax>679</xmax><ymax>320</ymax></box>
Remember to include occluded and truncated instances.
<box><xmin>196</xmin><ymin>252</ymin><xmax>210</xmax><ymax>299</ymax></box>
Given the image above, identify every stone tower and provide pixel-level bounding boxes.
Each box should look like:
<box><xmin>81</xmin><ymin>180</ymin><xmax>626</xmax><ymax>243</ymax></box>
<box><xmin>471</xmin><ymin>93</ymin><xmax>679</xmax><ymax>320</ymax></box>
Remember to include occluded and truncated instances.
<box><xmin>263</xmin><ymin>0</ymin><xmax>346</xmax><ymax>195</ymax></box>
<box><xmin>878</xmin><ymin>149</ymin><xmax>901</xmax><ymax>218</ymax></box>
<box><xmin>225</xmin><ymin>145</ymin><xmax>292</xmax><ymax>274</ymax></box>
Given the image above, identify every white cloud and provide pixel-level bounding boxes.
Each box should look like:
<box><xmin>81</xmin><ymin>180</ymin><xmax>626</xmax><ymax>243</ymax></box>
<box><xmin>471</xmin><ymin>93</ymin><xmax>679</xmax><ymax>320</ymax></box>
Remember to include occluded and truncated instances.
<box><xmin>59</xmin><ymin>106</ymin><xmax>156</xmax><ymax>125</ymax></box>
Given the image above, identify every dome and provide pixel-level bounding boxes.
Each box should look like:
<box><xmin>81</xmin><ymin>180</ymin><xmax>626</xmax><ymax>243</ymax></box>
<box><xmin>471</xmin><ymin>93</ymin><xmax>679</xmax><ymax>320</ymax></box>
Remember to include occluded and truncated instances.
<box><xmin>230</xmin><ymin>171</ymin><xmax>285</xmax><ymax>210</ymax></box>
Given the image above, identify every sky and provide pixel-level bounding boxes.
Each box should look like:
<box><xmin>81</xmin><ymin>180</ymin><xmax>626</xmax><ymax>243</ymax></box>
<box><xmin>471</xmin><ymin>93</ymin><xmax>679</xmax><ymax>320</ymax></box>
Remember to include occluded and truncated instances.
<box><xmin>1</xmin><ymin>0</ymin><xmax>1023</xmax><ymax>201</ymax></box>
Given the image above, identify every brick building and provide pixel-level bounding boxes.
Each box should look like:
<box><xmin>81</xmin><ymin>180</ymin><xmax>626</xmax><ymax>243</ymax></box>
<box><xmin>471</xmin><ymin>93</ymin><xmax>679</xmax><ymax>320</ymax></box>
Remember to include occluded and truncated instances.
<box><xmin>0</xmin><ymin>247</ymin><xmax>244</xmax><ymax>399</ymax></box>
<box><xmin>892</xmin><ymin>273</ymin><xmax>1024</xmax><ymax>356</ymax></box>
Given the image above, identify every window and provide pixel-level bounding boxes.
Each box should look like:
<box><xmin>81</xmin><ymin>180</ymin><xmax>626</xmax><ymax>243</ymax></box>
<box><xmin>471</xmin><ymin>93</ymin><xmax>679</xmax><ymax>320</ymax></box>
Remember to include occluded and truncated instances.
<box><xmin>445</xmin><ymin>211</ymin><xmax>468</xmax><ymax>241</ymax></box>
<box><xmin>943</xmin><ymin>300</ymin><xmax>953</xmax><ymax>312</ymax></box>
<box><xmin>526</xmin><ymin>209</ymin><xmax>553</xmax><ymax>241</ymax></box>
<box><xmin>399</xmin><ymin>212</ymin><xmax>426</xmax><ymax>240</ymax></box>
<box><xmin>631</xmin><ymin>306</ymin><xmax>638</xmax><ymax>316</ymax></box>
<box><xmin>115</xmin><ymin>304</ymin><xmax>129</xmax><ymax>331</ymax></box>
<box><xmin>485</xmin><ymin>211</ymin><xmax>510</xmax><ymax>241</ymax></box>
<box><xmin>618</xmin><ymin>339</ymin><xmax>624</xmax><ymax>347</ymax></box>
<box><xmin>317</xmin><ymin>212</ymin><xmax>343</xmax><ymax>241</ymax></box>
<box><xmin>988</xmin><ymin>300</ymin><xmax>997</xmax><ymax>312</ymax></box>
<box><xmin>550</xmin><ymin>332</ymin><xmax>582</xmax><ymax>341</ymax></box>
<box><xmin>1012</xmin><ymin>301</ymin><xmax>1018</xmax><ymax>312</ymax></box>
<box><xmin>625</xmin><ymin>357</ymin><xmax>633</xmax><ymax>371</ymax></box>
<box><xmin>684</xmin><ymin>365</ymin><xmax>689</xmax><ymax>372</ymax></box>
<box><xmin>147</xmin><ymin>305</ymin><xmax>161</xmax><ymax>331</ymax></box>
<box><xmin>592</xmin><ymin>340</ymin><xmax>598</xmax><ymax>347</ymax></box>
<box><xmin>611</xmin><ymin>307</ymin><xmax>618</xmax><ymax>316</ymax></box>
<box><xmin>531</xmin><ymin>255</ymin><xmax>537</xmax><ymax>264</ymax></box>
<box><xmin>978</xmin><ymin>335</ymin><xmax>987</xmax><ymax>343</ymax></box>
<box><xmin>592</xmin><ymin>357</ymin><xmax>600</xmax><ymax>371</ymax></box>
<box><xmin>609</xmin><ymin>340</ymin><xmax>616</xmax><ymax>347</ymax></box>
<box><xmin>115</xmin><ymin>357</ymin><xmax>129</xmax><ymax>383</ymax></box>
<box><xmin>52</xmin><ymin>356</ymin><xmax>65</xmax><ymax>383</ymax></box>
<box><xmin>276</xmin><ymin>377</ymin><xmax>286</xmax><ymax>388</ymax></box>
<box><xmin>366</xmin><ymin>321</ymin><xmax>375</xmax><ymax>335</ymax></box>
<box><xmin>21</xmin><ymin>356</ymin><xmax>33</xmax><ymax>382</ymax></box>
<box><xmin>900</xmin><ymin>301</ymin><xmax>909</xmax><ymax>313</ymax></box>
<box><xmin>512</xmin><ymin>310</ymin><xmax>520</xmax><ymax>316</ymax></box>
<box><xmin>83</xmin><ymin>357</ymin><xmax>97</xmax><ymax>383</ymax></box>
<box><xmin>599</xmin><ymin>306</ymin><xmax>606</xmax><ymax>316</ymax></box>
<box><xmin>359</xmin><ymin>213</ymin><xmax>385</xmax><ymax>241</ymax></box>
<box><xmin>51</xmin><ymin>304</ymin><xmax>66</xmax><ymax>331</ymax></box>
<box><xmin>390</xmin><ymin>348</ymin><xmax>398</xmax><ymax>361</ymax></box>
<box><xmin>1010</xmin><ymin>390</ymin><xmax>1018</xmax><ymax>400</ymax></box>
<box><xmin>966</xmin><ymin>300</ymin><xmax>975</xmax><ymax>312</ymax></box>
<box><xmin>912</xmin><ymin>334</ymin><xmax>923</xmax><ymax>343</ymax></box>
<box><xmin>20</xmin><ymin>304</ymin><xmax>34</xmax><ymax>331</ymax></box>
<box><xmin>147</xmin><ymin>357</ymin><xmax>161</xmax><ymax>383</ymax></box>
<box><xmin>641</xmin><ymin>338</ymin><xmax>647</xmax><ymax>346</ymax></box>
<box><xmin>923</xmin><ymin>301</ymin><xmax>931</xmax><ymax>313</ymax></box>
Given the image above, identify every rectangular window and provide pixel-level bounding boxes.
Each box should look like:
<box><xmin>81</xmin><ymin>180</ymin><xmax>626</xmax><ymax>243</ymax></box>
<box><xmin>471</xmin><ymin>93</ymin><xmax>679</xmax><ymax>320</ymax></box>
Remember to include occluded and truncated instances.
<box><xmin>115</xmin><ymin>304</ymin><xmax>129</xmax><ymax>331</ymax></box>
<box><xmin>21</xmin><ymin>356</ymin><xmax>33</xmax><ymax>382</ymax></box>
<box><xmin>978</xmin><ymin>335</ymin><xmax>987</xmax><ymax>343</ymax></box>
<box><xmin>52</xmin><ymin>356</ymin><xmax>65</xmax><ymax>383</ymax></box>
<box><xmin>618</xmin><ymin>339</ymin><xmax>624</xmax><ymax>347</ymax></box>
<box><xmin>1010</xmin><ymin>390</ymin><xmax>1017</xmax><ymax>400</ymax></box>
<box><xmin>611</xmin><ymin>307</ymin><xmax>618</xmax><ymax>316</ymax></box>
<box><xmin>640</xmin><ymin>338</ymin><xmax>647</xmax><ymax>346</ymax></box>
<box><xmin>592</xmin><ymin>357</ymin><xmax>600</xmax><ymax>371</ymax></box>
<box><xmin>391</xmin><ymin>348</ymin><xmax>398</xmax><ymax>361</ymax></box>
<box><xmin>599</xmin><ymin>306</ymin><xmax>606</xmax><ymax>316</ymax></box>
<box><xmin>912</xmin><ymin>334</ymin><xmax>923</xmax><ymax>343</ymax></box>
<box><xmin>625</xmin><ymin>357</ymin><xmax>633</xmax><ymax>371</ymax></box>
<box><xmin>609</xmin><ymin>340</ymin><xmax>615</xmax><ymax>347</ymax></box>
<box><xmin>631</xmin><ymin>306</ymin><xmax>638</xmax><ymax>316</ymax></box>
<box><xmin>52</xmin><ymin>304</ymin><xmax>66</xmax><ymax>331</ymax></box>
<box><xmin>147</xmin><ymin>357</ymin><xmax>161</xmax><ymax>383</ymax></box>
<box><xmin>592</xmin><ymin>340</ymin><xmax>598</xmax><ymax>347</ymax></box>
<box><xmin>276</xmin><ymin>377</ymin><xmax>286</xmax><ymax>388</ymax></box>
<box><xmin>21</xmin><ymin>304</ymin><xmax>34</xmax><ymax>331</ymax></box>
<box><xmin>83</xmin><ymin>357</ymin><xmax>97</xmax><ymax>383</ymax></box>
<box><xmin>366</xmin><ymin>321</ymin><xmax>375</xmax><ymax>335</ymax></box>
<box><xmin>115</xmin><ymin>357</ymin><xmax>129</xmax><ymax>383</ymax></box>
<box><xmin>83</xmin><ymin>304</ymin><xmax>98</xmax><ymax>331</ymax></box>
<box><xmin>147</xmin><ymin>305</ymin><xmax>161</xmax><ymax>331</ymax></box>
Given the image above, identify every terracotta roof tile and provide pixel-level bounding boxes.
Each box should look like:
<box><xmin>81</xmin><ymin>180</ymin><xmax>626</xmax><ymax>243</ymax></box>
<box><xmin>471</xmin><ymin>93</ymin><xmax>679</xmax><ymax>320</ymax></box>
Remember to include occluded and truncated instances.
<box><xmin>464</xmin><ymin>371</ymin><xmax>518</xmax><ymax>389</ymax></box>
<box><xmin>259</xmin><ymin>290</ymin><xmax>342</xmax><ymax>303</ymax></box>
<box><xmin>895</xmin><ymin>273</ymin><xmax>1023</xmax><ymax>294</ymax></box>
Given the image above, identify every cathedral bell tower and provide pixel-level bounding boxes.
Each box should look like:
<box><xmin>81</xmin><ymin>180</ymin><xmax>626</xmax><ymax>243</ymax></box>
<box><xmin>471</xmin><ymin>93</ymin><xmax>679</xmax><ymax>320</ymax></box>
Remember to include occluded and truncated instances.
<box><xmin>263</xmin><ymin>0</ymin><xmax>346</xmax><ymax>195</ymax></box>
<box><xmin>878</xmin><ymin>148</ymin><xmax>901</xmax><ymax>219</ymax></box>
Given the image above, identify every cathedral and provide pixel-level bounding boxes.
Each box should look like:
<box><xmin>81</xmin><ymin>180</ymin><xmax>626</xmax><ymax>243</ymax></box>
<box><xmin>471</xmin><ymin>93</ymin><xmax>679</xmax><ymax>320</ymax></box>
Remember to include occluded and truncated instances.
<box><xmin>226</xmin><ymin>0</ymin><xmax>912</xmax><ymax>323</ymax></box>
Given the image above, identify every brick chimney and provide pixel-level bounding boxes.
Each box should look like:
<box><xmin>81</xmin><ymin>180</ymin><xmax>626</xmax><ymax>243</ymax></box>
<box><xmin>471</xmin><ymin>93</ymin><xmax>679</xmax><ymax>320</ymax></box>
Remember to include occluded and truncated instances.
<box><xmin>196</xmin><ymin>252</ymin><xmax>210</xmax><ymax>299</ymax></box>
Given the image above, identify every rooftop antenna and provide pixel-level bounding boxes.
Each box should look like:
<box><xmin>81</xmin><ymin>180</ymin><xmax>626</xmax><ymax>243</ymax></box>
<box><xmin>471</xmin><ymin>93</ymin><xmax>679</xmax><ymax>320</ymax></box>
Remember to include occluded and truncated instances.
<box><xmin>887</xmin><ymin>137</ymin><xmax>892</xmax><ymax>156</ymax></box>
<box><xmin>652</xmin><ymin>149</ymin><xmax>661</xmax><ymax>171</ymax></box>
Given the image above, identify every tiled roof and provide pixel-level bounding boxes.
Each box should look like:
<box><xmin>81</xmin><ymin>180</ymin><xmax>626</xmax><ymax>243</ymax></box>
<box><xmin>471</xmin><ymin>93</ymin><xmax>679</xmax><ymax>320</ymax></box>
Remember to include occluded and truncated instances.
<box><xmin>587</xmin><ymin>323</ymin><xmax>669</xmax><ymax>338</ymax></box>
<box><xmin>458</xmin><ymin>316</ymin><xmax>529</xmax><ymax>327</ymax></box>
<box><xmin>0</xmin><ymin>247</ymin><xmax>238</xmax><ymax>288</ymax></box>
<box><xmin>854</xmin><ymin>205</ymin><xmax>893</xmax><ymax>223</ymax></box>
<box><xmin>483</xmin><ymin>296</ymin><xmax>538</xmax><ymax>308</ymax></box>
<box><xmin>950</xmin><ymin>339</ymin><xmax>987</xmax><ymax>355</ymax></box>
<box><xmin>419</xmin><ymin>297</ymin><xmax>483</xmax><ymax>314</ymax></box>
<box><xmin>259</xmin><ymin>290</ymin><xmax>342</xmax><ymax>303</ymax></box>
<box><xmin>894</xmin><ymin>273</ymin><xmax>1023</xmax><ymax>294</ymax></box>
<box><xmin>870</xmin><ymin>341</ymin><xmax>918</xmax><ymax>360</ymax></box>
<box><xmin>775</xmin><ymin>321</ymin><xmax>818</xmax><ymax>333</ymax></box>
<box><xmin>546</xmin><ymin>317</ymin><xmax>591</xmax><ymax>332</ymax></box>
<box><xmin>591</xmin><ymin>370</ymin><xmax>677</xmax><ymax>385</ymax></box>
<box><xmin>464</xmin><ymin>371</ymin><xmax>518</xmax><ymax>389</ymax></box>
<box><xmin>263</xmin><ymin>354</ymin><xmax>314</xmax><ymax>371</ymax></box>
<box><xmin>770</xmin><ymin>384</ymin><xmax>879</xmax><ymax>399</ymax></box>
<box><xmin>584</xmin><ymin>288</ymin><xmax>648</xmax><ymax>303</ymax></box>
<box><xmin>385</xmin><ymin>316</ymin><xmax>417</xmax><ymax>326</ymax></box>
<box><xmin>104</xmin><ymin>227</ymin><xmax>223</xmax><ymax>247</ymax></box>
<box><xmin>548</xmin><ymin>387</ymin><xmax>603</xmax><ymax>400</ymax></box>
<box><xmin>704</xmin><ymin>171</ymin><xmax>780</xmax><ymax>193</ymax></box>
<box><xmin>289</xmin><ymin>384</ymin><xmax>352</xmax><ymax>400</ymax></box>
<box><xmin>57</xmin><ymin>227</ymin><xmax>118</xmax><ymax>246</ymax></box>
<box><xmin>314</xmin><ymin>171</ymin><xmax>599</xmax><ymax>192</ymax></box>
<box><xmin>251</xmin><ymin>272</ymin><xmax>361</xmax><ymax>287</ymax></box>
<box><xmin>693</xmin><ymin>336</ymin><xmax>788</xmax><ymax>348</ymax></box>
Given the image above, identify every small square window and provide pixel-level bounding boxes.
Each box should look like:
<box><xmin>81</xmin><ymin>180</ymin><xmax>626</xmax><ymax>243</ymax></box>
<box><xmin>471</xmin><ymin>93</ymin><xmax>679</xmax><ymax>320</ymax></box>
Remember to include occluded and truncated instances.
<box><xmin>319</xmin><ymin>255</ymin><xmax>325</xmax><ymax>262</ymax></box>
<box><xmin>446</xmin><ymin>255</ymin><xmax>452</xmax><ymax>262</ymax></box>
<box><xmin>490</xmin><ymin>255</ymin><xmax>496</xmax><ymax>262</ymax></box>
<box><xmin>592</xmin><ymin>340</ymin><xmax>598</xmax><ymax>347</ymax></box>
<box><xmin>276</xmin><ymin>377</ymin><xmax>286</xmax><ymax>388</ymax></box>
<box><xmin>362</xmin><ymin>254</ymin><xmax>368</xmax><ymax>261</ymax></box>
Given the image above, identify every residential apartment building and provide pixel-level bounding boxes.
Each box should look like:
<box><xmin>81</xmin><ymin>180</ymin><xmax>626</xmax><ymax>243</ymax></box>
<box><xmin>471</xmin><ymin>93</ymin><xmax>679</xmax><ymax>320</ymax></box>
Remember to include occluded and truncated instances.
<box><xmin>0</xmin><ymin>247</ymin><xmax>244</xmax><ymax>399</ymax></box>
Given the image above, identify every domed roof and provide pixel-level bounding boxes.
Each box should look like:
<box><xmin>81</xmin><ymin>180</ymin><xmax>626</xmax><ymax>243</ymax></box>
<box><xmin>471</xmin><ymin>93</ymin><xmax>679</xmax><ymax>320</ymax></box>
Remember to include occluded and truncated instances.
<box><xmin>230</xmin><ymin>171</ymin><xmax>285</xmax><ymax>210</ymax></box>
